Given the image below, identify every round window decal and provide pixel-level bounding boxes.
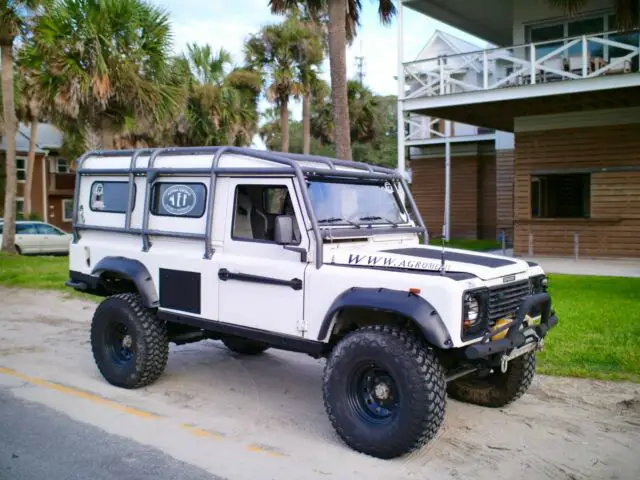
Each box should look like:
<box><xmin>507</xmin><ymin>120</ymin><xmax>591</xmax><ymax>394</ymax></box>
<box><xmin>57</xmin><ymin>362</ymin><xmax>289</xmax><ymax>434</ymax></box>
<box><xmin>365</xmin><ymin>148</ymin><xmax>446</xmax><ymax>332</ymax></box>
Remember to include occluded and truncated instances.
<box><xmin>161</xmin><ymin>185</ymin><xmax>197</xmax><ymax>216</ymax></box>
<box><xmin>383</xmin><ymin>181</ymin><xmax>394</xmax><ymax>194</ymax></box>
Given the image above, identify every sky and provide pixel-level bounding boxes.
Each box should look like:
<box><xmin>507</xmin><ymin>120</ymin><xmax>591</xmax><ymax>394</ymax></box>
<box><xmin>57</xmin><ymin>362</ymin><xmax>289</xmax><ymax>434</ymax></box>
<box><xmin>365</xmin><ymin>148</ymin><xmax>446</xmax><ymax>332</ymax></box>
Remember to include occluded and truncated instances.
<box><xmin>153</xmin><ymin>0</ymin><xmax>486</xmax><ymax>146</ymax></box>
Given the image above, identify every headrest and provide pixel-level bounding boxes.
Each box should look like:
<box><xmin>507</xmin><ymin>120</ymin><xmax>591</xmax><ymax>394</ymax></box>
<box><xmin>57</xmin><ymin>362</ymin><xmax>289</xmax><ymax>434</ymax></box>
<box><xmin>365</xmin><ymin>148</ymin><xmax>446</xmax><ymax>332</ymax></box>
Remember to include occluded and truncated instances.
<box><xmin>236</xmin><ymin>192</ymin><xmax>252</xmax><ymax>215</ymax></box>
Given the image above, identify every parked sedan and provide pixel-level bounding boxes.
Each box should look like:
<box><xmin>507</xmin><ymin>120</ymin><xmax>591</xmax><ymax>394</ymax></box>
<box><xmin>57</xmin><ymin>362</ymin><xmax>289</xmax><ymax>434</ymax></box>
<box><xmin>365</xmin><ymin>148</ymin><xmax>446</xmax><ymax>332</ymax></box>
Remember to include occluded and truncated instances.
<box><xmin>0</xmin><ymin>220</ymin><xmax>72</xmax><ymax>255</ymax></box>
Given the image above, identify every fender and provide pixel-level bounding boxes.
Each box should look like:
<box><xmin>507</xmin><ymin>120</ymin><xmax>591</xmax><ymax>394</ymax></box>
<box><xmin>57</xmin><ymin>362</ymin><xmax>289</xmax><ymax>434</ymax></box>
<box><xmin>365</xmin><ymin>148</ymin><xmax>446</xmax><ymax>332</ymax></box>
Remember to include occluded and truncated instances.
<box><xmin>91</xmin><ymin>256</ymin><xmax>158</xmax><ymax>308</ymax></box>
<box><xmin>318</xmin><ymin>287</ymin><xmax>452</xmax><ymax>349</ymax></box>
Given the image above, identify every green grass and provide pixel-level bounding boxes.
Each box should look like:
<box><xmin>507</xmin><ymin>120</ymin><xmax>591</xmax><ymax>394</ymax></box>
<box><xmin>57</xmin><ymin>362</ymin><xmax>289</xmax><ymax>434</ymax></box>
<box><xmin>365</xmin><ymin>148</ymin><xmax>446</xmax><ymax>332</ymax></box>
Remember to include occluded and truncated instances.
<box><xmin>538</xmin><ymin>274</ymin><xmax>640</xmax><ymax>383</ymax></box>
<box><xmin>0</xmin><ymin>253</ymin><xmax>96</xmax><ymax>302</ymax></box>
<box><xmin>428</xmin><ymin>238</ymin><xmax>502</xmax><ymax>251</ymax></box>
<box><xmin>0</xmin><ymin>253</ymin><xmax>638</xmax><ymax>382</ymax></box>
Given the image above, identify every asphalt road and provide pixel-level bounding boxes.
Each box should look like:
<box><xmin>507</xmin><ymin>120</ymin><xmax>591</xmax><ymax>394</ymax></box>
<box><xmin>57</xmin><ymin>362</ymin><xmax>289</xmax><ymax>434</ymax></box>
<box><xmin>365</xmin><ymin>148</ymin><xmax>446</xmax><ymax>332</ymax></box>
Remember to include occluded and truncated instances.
<box><xmin>0</xmin><ymin>389</ymin><xmax>219</xmax><ymax>480</ymax></box>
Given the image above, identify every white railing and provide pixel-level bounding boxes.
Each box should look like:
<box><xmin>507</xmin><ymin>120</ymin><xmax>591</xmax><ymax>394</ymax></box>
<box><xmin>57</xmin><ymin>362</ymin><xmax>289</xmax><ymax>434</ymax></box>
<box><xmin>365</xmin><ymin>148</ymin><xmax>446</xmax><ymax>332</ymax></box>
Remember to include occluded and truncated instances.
<box><xmin>403</xmin><ymin>29</ymin><xmax>640</xmax><ymax>99</ymax></box>
<box><xmin>403</xmin><ymin>114</ymin><xmax>495</xmax><ymax>143</ymax></box>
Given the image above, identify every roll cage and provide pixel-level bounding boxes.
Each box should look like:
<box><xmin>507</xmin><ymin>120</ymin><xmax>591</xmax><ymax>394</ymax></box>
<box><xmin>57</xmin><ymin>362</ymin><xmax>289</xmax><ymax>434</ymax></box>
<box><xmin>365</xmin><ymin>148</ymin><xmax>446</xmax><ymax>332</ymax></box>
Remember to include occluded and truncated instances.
<box><xmin>71</xmin><ymin>146</ymin><xmax>428</xmax><ymax>268</ymax></box>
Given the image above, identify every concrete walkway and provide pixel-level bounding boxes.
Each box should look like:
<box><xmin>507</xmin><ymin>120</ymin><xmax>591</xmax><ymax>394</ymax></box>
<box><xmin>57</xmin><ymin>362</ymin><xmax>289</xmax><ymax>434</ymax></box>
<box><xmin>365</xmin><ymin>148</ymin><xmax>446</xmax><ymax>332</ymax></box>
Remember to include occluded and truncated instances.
<box><xmin>488</xmin><ymin>249</ymin><xmax>640</xmax><ymax>277</ymax></box>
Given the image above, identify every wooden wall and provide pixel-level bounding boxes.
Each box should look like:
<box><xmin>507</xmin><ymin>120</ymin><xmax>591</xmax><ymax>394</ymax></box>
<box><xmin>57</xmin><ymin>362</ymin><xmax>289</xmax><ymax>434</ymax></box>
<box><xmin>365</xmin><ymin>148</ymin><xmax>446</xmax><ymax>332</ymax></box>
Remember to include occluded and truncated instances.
<box><xmin>410</xmin><ymin>154</ymin><xmax>498</xmax><ymax>240</ymax></box>
<box><xmin>514</xmin><ymin>123</ymin><xmax>640</xmax><ymax>258</ymax></box>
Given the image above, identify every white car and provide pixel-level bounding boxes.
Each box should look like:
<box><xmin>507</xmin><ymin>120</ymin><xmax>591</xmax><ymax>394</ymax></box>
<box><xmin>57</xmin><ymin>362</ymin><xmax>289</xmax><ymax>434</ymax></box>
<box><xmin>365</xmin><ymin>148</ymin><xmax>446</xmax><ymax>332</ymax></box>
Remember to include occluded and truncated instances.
<box><xmin>65</xmin><ymin>146</ymin><xmax>558</xmax><ymax>460</ymax></box>
<box><xmin>0</xmin><ymin>220</ymin><xmax>72</xmax><ymax>255</ymax></box>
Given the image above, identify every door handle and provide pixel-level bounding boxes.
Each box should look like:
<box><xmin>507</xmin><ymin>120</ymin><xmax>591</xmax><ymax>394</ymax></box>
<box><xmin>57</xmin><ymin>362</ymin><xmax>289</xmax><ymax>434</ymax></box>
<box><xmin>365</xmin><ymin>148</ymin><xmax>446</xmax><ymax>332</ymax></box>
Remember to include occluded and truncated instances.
<box><xmin>218</xmin><ymin>268</ymin><xmax>230</xmax><ymax>281</ymax></box>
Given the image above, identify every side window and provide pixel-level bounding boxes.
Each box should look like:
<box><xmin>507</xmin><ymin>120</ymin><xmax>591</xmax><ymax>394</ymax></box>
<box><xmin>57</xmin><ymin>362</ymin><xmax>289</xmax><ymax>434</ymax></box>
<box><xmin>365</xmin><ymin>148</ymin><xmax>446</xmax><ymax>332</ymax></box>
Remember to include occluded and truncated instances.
<box><xmin>90</xmin><ymin>181</ymin><xmax>134</xmax><ymax>213</ymax></box>
<box><xmin>150</xmin><ymin>182</ymin><xmax>207</xmax><ymax>218</ymax></box>
<box><xmin>232</xmin><ymin>184</ymin><xmax>300</xmax><ymax>244</ymax></box>
<box><xmin>36</xmin><ymin>224</ymin><xmax>64</xmax><ymax>235</ymax></box>
<box><xmin>16</xmin><ymin>223</ymin><xmax>37</xmax><ymax>234</ymax></box>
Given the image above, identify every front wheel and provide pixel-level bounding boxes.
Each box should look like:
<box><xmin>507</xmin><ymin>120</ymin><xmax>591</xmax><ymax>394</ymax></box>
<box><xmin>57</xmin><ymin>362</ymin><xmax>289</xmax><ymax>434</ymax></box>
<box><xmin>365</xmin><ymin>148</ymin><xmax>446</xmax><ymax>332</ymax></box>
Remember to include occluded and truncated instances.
<box><xmin>322</xmin><ymin>325</ymin><xmax>447</xmax><ymax>459</ymax></box>
<box><xmin>90</xmin><ymin>293</ymin><xmax>169</xmax><ymax>389</ymax></box>
<box><xmin>447</xmin><ymin>353</ymin><xmax>536</xmax><ymax>407</ymax></box>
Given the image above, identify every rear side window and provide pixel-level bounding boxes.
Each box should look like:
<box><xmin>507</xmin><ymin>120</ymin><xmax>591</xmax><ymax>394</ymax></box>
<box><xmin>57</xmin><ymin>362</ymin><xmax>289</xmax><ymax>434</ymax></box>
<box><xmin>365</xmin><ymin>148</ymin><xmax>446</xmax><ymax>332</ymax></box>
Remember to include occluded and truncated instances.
<box><xmin>90</xmin><ymin>181</ymin><xmax>134</xmax><ymax>213</ymax></box>
<box><xmin>150</xmin><ymin>182</ymin><xmax>207</xmax><ymax>218</ymax></box>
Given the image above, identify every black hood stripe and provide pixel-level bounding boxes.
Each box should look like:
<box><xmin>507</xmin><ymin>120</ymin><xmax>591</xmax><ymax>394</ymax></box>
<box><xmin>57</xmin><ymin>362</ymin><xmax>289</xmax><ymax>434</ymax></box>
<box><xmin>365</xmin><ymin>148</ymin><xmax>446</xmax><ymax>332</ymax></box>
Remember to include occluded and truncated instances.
<box><xmin>382</xmin><ymin>247</ymin><xmax>516</xmax><ymax>269</ymax></box>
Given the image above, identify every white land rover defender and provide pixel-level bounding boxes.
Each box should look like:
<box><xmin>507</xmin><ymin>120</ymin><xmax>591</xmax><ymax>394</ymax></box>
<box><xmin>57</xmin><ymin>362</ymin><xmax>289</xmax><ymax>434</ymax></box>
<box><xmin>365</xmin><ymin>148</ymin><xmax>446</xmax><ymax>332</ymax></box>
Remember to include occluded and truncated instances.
<box><xmin>66</xmin><ymin>146</ymin><xmax>558</xmax><ymax>459</ymax></box>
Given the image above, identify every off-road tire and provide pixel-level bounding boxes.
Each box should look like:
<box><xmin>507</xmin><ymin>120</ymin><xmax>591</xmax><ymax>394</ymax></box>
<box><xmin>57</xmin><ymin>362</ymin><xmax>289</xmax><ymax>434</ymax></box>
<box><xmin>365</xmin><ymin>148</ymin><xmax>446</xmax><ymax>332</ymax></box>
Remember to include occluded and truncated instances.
<box><xmin>447</xmin><ymin>353</ymin><xmax>536</xmax><ymax>407</ymax></box>
<box><xmin>222</xmin><ymin>337</ymin><xmax>269</xmax><ymax>355</ymax></box>
<box><xmin>322</xmin><ymin>325</ymin><xmax>446</xmax><ymax>459</ymax></box>
<box><xmin>91</xmin><ymin>293</ymin><xmax>168</xmax><ymax>389</ymax></box>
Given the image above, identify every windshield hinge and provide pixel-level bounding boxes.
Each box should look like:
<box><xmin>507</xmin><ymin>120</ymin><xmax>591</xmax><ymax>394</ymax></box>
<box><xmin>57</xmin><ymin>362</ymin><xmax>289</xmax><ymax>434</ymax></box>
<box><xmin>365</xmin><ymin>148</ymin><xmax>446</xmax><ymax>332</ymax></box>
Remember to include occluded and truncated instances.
<box><xmin>297</xmin><ymin>316</ymin><xmax>308</xmax><ymax>333</ymax></box>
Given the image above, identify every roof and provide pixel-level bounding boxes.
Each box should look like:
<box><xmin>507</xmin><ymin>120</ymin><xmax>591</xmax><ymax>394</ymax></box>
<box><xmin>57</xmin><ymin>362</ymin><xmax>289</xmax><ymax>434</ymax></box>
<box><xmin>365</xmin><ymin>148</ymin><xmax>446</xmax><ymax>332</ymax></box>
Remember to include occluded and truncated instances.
<box><xmin>0</xmin><ymin>122</ymin><xmax>64</xmax><ymax>154</ymax></box>
<box><xmin>414</xmin><ymin>29</ymin><xmax>487</xmax><ymax>61</ymax></box>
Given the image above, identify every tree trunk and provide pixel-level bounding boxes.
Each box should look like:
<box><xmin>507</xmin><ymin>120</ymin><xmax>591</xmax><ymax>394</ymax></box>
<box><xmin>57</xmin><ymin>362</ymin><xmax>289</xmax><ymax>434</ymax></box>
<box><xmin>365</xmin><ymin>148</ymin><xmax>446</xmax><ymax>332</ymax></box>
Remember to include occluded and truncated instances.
<box><xmin>302</xmin><ymin>94</ymin><xmax>311</xmax><ymax>155</ymax></box>
<box><xmin>280</xmin><ymin>98</ymin><xmax>289</xmax><ymax>153</ymax></box>
<box><xmin>327</xmin><ymin>0</ymin><xmax>352</xmax><ymax>160</ymax></box>
<box><xmin>1</xmin><ymin>44</ymin><xmax>18</xmax><ymax>253</ymax></box>
<box><xmin>23</xmin><ymin>117</ymin><xmax>39</xmax><ymax>217</ymax></box>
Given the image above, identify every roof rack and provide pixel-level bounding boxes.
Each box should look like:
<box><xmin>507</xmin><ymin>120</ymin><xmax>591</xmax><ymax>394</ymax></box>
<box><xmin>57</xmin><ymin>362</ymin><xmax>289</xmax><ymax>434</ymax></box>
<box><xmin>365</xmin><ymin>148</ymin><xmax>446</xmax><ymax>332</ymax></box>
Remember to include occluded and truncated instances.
<box><xmin>71</xmin><ymin>146</ymin><xmax>427</xmax><ymax>268</ymax></box>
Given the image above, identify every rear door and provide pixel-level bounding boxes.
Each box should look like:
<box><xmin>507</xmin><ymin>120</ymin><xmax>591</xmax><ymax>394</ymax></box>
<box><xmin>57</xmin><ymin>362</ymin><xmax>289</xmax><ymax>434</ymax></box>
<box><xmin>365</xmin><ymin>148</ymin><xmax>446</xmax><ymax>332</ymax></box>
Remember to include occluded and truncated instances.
<box><xmin>217</xmin><ymin>178</ymin><xmax>309</xmax><ymax>337</ymax></box>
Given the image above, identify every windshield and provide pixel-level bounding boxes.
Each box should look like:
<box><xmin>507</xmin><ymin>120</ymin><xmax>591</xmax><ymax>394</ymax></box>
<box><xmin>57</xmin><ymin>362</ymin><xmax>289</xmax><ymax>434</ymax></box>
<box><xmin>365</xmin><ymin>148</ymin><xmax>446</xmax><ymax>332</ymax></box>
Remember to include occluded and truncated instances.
<box><xmin>307</xmin><ymin>178</ymin><xmax>409</xmax><ymax>227</ymax></box>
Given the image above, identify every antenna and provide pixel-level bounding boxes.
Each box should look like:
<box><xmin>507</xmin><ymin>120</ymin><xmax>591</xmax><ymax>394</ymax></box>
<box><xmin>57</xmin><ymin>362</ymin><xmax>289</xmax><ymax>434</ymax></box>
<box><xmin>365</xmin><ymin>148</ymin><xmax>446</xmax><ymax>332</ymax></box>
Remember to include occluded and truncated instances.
<box><xmin>440</xmin><ymin>224</ymin><xmax>446</xmax><ymax>275</ymax></box>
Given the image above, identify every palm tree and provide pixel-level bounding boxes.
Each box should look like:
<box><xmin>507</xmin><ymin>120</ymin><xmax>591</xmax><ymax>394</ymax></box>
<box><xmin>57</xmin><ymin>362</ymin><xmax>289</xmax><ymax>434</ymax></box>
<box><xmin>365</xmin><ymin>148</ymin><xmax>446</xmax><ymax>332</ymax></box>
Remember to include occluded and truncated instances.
<box><xmin>163</xmin><ymin>44</ymin><xmax>262</xmax><ymax>147</ymax></box>
<box><xmin>27</xmin><ymin>0</ymin><xmax>183</xmax><ymax>151</ymax></box>
<box><xmin>1</xmin><ymin>0</ymin><xmax>47</xmax><ymax>253</ymax></box>
<box><xmin>269</xmin><ymin>0</ymin><xmax>397</xmax><ymax>160</ymax></box>
<box><xmin>246</xmin><ymin>17</ymin><xmax>314</xmax><ymax>153</ymax></box>
<box><xmin>547</xmin><ymin>0</ymin><xmax>638</xmax><ymax>29</ymax></box>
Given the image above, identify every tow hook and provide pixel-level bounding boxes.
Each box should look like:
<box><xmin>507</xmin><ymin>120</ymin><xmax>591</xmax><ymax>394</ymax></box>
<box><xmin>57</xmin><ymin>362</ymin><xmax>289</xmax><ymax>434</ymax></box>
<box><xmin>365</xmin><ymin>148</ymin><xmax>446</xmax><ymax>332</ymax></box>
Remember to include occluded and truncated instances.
<box><xmin>500</xmin><ymin>338</ymin><xmax>544</xmax><ymax>373</ymax></box>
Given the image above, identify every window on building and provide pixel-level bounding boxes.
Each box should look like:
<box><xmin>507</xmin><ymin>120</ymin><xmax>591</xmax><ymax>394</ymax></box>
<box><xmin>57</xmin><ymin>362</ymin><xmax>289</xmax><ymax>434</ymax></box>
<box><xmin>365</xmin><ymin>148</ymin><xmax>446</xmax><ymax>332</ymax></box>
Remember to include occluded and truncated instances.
<box><xmin>531</xmin><ymin>174</ymin><xmax>591</xmax><ymax>218</ymax></box>
<box><xmin>530</xmin><ymin>24</ymin><xmax>565</xmax><ymax>58</ymax></box>
<box><xmin>16</xmin><ymin>198</ymin><xmax>24</xmax><ymax>216</ymax></box>
<box><xmin>90</xmin><ymin>181</ymin><xmax>134</xmax><ymax>213</ymax></box>
<box><xmin>56</xmin><ymin>158</ymin><xmax>71</xmax><ymax>173</ymax></box>
<box><xmin>62</xmin><ymin>199</ymin><xmax>73</xmax><ymax>222</ymax></box>
<box><xmin>150</xmin><ymin>182</ymin><xmax>207</xmax><ymax>218</ymax></box>
<box><xmin>16</xmin><ymin>157</ymin><xmax>26</xmax><ymax>181</ymax></box>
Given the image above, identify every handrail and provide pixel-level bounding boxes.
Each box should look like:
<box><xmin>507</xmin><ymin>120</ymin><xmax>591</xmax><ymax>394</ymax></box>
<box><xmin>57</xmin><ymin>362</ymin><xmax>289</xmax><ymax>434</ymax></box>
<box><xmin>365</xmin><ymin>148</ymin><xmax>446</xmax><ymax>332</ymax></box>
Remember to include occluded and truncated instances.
<box><xmin>71</xmin><ymin>146</ymin><xmax>428</xmax><ymax>269</ymax></box>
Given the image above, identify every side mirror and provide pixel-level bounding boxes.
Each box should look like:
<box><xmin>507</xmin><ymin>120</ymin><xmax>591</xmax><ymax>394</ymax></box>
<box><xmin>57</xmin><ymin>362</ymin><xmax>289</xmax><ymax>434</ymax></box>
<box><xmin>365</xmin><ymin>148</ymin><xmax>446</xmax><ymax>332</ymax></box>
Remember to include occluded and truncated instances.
<box><xmin>274</xmin><ymin>215</ymin><xmax>294</xmax><ymax>245</ymax></box>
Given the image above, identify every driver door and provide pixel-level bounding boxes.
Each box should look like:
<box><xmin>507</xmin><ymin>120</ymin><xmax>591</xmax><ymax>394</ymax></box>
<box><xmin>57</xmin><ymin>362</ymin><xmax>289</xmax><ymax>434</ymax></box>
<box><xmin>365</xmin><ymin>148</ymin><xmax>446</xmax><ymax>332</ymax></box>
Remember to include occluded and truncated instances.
<box><xmin>217</xmin><ymin>178</ymin><xmax>309</xmax><ymax>337</ymax></box>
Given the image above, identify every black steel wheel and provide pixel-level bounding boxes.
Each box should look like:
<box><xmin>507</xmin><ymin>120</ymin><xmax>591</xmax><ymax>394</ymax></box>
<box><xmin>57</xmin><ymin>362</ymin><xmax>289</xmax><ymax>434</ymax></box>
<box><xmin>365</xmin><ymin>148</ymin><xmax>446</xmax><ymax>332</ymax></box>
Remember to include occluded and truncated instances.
<box><xmin>91</xmin><ymin>293</ymin><xmax>168</xmax><ymax>389</ymax></box>
<box><xmin>323</xmin><ymin>325</ymin><xmax>446</xmax><ymax>459</ymax></box>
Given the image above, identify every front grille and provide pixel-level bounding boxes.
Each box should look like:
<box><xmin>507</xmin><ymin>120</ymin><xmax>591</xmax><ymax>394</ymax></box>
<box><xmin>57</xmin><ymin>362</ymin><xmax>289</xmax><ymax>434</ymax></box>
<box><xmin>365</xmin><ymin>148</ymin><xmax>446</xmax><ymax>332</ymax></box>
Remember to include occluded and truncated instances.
<box><xmin>487</xmin><ymin>280</ymin><xmax>530</xmax><ymax>323</ymax></box>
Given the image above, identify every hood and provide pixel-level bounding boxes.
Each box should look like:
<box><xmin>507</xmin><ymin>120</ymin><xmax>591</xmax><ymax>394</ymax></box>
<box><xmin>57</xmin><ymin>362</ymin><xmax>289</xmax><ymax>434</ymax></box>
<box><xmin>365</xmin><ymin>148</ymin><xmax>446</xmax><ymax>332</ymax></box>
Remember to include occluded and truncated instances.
<box><xmin>327</xmin><ymin>244</ymin><xmax>529</xmax><ymax>281</ymax></box>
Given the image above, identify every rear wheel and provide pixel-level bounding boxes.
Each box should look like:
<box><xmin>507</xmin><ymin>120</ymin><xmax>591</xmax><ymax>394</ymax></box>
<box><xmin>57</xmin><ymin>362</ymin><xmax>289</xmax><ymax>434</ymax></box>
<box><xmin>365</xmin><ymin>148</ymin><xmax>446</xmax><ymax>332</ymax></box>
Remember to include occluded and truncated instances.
<box><xmin>447</xmin><ymin>353</ymin><xmax>535</xmax><ymax>407</ymax></box>
<box><xmin>322</xmin><ymin>325</ymin><xmax>446</xmax><ymax>459</ymax></box>
<box><xmin>91</xmin><ymin>293</ymin><xmax>168</xmax><ymax>389</ymax></box>
<box><xmin>222</xmin><ymin>337</ymin><xmax>269</xmax><ymax>355</ymax></box>
<box><xmin>14</xmin><ymin>245</ymin><xmax>22</xmax><ymax>255</ymax></box>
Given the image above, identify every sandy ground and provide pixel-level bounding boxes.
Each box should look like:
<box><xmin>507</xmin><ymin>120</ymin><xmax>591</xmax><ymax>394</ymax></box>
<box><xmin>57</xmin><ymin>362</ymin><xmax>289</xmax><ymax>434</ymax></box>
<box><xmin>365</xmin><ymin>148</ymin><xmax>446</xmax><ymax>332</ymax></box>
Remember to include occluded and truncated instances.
<box><xmin>0</xmin><ymin>286</ymin><xmax>639</xmax><ymax>480</ymax></box>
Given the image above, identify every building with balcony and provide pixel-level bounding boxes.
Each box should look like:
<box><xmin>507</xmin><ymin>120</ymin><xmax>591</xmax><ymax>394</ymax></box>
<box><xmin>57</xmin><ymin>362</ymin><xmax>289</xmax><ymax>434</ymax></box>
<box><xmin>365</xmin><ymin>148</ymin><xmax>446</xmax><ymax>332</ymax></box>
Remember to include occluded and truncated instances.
<box><xmin>404</xmin><ymin>29</ymin><xmax>516</xmax><ymax>241</ymax></box>
<box><xmin>0</xmin><ymin>123</ymin><xmax>75</xmax><ymax>230</ymax></box>
<box><xmin>398</xmin><ymin>0</ymin><xmax>640</xmax><ymax>258</ymax></box>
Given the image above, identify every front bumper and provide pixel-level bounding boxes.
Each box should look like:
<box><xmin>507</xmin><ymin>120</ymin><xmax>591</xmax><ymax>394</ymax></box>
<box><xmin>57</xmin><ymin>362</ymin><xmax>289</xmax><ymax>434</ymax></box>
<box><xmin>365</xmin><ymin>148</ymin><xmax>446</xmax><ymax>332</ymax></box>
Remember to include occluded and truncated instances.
<box><xmin>463</xmin><ymin>293</ymin><xmax>558</xmax><ymax>360</ymax></box>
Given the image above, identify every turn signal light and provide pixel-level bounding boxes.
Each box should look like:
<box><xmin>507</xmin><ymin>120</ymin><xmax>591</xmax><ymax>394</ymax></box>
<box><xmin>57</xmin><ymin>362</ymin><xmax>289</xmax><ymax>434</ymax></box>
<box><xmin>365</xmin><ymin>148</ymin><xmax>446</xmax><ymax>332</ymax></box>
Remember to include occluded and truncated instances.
<box><xmin>409</xmin><ymin>288</ymin><xmax>421</xmax><ymax>295</ymax></box>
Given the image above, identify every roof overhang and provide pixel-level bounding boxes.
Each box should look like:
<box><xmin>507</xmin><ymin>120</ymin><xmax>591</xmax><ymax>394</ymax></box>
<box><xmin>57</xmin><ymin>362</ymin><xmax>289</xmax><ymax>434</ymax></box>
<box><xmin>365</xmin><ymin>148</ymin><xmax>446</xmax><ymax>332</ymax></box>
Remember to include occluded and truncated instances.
<box><xmin>403</xmin><ymin>74</ymin><xmax>640</xmax><ymax>131</ymax></box>
<box><xmin>404</xmin><ymin>0</ymin><xmax>512</xmax><ymax>46</ymax></box>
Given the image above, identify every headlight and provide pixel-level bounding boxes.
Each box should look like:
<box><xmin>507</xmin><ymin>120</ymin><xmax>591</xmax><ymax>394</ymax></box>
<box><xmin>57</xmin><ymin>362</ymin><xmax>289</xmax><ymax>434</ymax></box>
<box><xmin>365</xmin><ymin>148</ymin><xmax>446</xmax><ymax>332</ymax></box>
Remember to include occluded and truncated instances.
<box><xmin>463</xmin><ymin>293</ymin><xmax>481</xmax><ymax>327</ymax></box>
<box><xmin>530</xmin><ymin>275</ymin><xmax>548</xmax><ymax>294</ymax></box>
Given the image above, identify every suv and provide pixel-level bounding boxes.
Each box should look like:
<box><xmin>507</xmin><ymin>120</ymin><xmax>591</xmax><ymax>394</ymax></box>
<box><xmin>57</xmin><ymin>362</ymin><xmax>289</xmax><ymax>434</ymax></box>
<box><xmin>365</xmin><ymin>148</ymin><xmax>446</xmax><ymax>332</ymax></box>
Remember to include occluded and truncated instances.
<box><xmin>66</xmin><ymin>146</ymin><xmax>557</xmax><ymax>459</ymax></box>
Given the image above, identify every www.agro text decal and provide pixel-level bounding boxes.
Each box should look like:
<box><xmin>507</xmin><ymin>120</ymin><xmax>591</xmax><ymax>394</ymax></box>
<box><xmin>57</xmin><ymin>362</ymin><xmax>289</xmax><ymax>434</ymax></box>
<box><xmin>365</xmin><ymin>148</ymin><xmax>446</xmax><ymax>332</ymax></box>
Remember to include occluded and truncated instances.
<box><xmin>343</xmin><ymin>253</ymin><xmax>450</xmax><ymax>272</ymax></box>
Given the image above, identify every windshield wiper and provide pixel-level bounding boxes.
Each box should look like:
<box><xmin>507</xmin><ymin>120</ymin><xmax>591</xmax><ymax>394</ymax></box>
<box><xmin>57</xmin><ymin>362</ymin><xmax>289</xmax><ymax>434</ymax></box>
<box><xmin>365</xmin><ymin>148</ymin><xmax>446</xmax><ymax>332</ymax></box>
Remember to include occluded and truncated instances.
<box><xmin>317</xmin><ymin>217</ymin><xmax>361</xmax><ymax>228</ymax></box>
<box><xmin>359</xmin><ymin>216</ymin><xmax>398</xmax><ymax>228</ymax></box>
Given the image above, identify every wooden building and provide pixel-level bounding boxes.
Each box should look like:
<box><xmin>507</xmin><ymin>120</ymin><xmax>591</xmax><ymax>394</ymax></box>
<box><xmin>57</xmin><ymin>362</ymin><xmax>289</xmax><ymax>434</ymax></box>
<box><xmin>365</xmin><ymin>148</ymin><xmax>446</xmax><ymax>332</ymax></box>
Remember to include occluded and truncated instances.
<box><xmin>400</xmin><ymin>0</ymin><xmax>640</xmax><ymax>258</ymax></box>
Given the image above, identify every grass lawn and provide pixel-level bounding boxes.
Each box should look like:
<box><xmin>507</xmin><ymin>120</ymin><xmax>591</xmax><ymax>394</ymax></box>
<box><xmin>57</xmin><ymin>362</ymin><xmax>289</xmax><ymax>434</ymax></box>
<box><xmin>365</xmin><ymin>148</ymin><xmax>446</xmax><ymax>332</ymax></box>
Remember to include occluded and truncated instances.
<box><xmin>0</xmin><ymin>253</ymin><xmax>638</xmax><ymax>382</ymax></box>
<box><xmin>537</xmin><ymin>274</ymin><xmax>640</xmax><ymax>383</ymax></box>
<box><xmin>428</xmin><ymin>238</ymin><xmax>502</xmax><ymax>252</ymax></box>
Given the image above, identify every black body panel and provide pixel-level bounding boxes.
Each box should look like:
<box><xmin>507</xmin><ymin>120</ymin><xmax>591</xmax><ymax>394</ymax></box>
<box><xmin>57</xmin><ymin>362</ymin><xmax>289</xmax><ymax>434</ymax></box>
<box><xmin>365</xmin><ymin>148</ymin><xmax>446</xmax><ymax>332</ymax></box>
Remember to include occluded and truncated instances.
<box><xmin>159</xmin><ymin>268</ymin><xmax>202</xmax><ymax>314</ymax></box>
<box><xmin>318</xmin><ymin>287</ymin><xmax>452</xmax><ymax>348</ymax></box>
<box><xmin>158</xmin><ymin>311</ymin><xmax>326</xmax><ymax>357</ymax></box>
<box><xmin>383</xmin><ymin>247</ymin><xmax>516</xmax><ymax>268</ymax></box>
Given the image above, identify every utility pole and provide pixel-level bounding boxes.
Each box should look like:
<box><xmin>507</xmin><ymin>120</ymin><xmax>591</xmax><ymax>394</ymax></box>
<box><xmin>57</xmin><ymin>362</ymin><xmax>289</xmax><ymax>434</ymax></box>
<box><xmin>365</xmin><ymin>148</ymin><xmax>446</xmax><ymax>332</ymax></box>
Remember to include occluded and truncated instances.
<box><xmin>355</xmin><ymin>41</ymin><xmax>365</xmax><ymax>85</ymax></box>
